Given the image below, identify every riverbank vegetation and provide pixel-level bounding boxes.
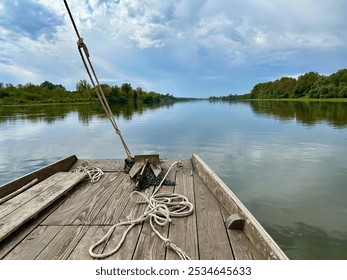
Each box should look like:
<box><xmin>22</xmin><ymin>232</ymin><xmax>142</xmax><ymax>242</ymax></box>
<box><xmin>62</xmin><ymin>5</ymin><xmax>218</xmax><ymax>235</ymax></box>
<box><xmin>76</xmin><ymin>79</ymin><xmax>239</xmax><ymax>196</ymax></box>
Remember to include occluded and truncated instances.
<box><xmin>210</xmin><ymin>69</ymin><xmax>347</xmax><ymax>101</ymax></box>
<box><xmin>249</xmin><ymin>99</ymin><xmax>347</xmax><ymax>127</ymax></box>
<box><xmin>0</xmin><ymin>80</ymin><xmax>179</xmax><ymax>105</ymax></box>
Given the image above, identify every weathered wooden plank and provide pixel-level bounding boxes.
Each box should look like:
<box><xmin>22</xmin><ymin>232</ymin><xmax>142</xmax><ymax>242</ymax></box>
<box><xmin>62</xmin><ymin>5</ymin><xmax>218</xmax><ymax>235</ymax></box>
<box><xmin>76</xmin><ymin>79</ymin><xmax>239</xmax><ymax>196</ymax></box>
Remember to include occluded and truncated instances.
<box><xmin>166</xmin><ymin>169</ymin><xmax>198</xmax><ymax>260</ymax></box>
<box><xmin>132</xmin><ymin>185</ymin><xmax>174</xmax><ymax>260</ymax></box>
<box><xmin>68</xmin><ymin>175</ymin><xmax>136</xmax><ymax>259</ymax></box>
<box><xmin>0</xmin><ymin>155</ymin><xmax>77</xmax><ymax>198</ymax></box>
<box><xmin>0</xmin><ymin>198</ymin><xmax>67</xmax><ymax>259</ymax></box>
<box><xmin>160</xmin><ymin>158</ymin><xmax>192</xmax><ymax>171</ymax></box>
<box><xmin>0</xmin><ymin>172</ymin><xmax>86</xmax><ymax>243</ymax></box>
<box><xmin>194</xmin><ymin>173</ymin><xmax>234</xmax><ymax>260</ymax></box>
<box><xmin>92</xmin><ymin>174</ymin><xmax>134</xmax><ymax>225</ymax></box>
<box><xmin>69</xmin><ymin>173</ymin><xmax>128</xmax><ymax>225</ymax></box>
<box><xmin>220</xmin><ymin>206</ymin><xmax>266</xmax><ymax>260</ymax></box>
<box><xmin>41</xmin><ymin>175</ymin><xmax>109</xmax><ymax>225</ymax></box>
<box><xmin>68</xmin><ymin>226</ymin><xmax>111</xmax><ymax>260</ymax></box>
<box><xmin>104</xmin><ymin>186</ymin><xmax>154</xmax><ymax>260</ymax></box>
<box><xmin>42</xmin><ymin>172</ymin><xmax>126</xmax><ymax>225</ymax></box>
<box><xmin>70</xmin><ymin>159</ymin><xmax>126</xmax><ymax>172</ymax></box>
<box><xmin>0</xmin><ymin>178</ymin><xmax>39</xmax><ymax>205</ymax></box>
<box><xmin>3</xmin><ymin>225</ymin><xmax>63</xmax><ymax>260</ymax></box>
<box><xmin>36</xmin><ymin>226</ymin><xmax>89</xmax><ymax>260</ymax></box>
<box><xmin>192</xmin><ymin>154</ymin><xmax>288</xmax><ymax>260</ymax></box>
<box><xmin>0</xmin><ymin>172</ymin><xmax>71</xmax><ymax>219</ymax></box>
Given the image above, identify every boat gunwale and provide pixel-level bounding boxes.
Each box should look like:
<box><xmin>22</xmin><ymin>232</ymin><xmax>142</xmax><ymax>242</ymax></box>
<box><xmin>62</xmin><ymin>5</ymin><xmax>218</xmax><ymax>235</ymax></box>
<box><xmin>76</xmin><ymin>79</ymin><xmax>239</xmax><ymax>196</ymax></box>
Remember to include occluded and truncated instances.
<box><xmin>0</xmin><ymin>155</ymin><xmax>78</xmax><ymax>199</ymax></box>
<box><xmin>192</xmin><ymin>154</ymin><xmax>288</xmax><ymax>260</ymax></box>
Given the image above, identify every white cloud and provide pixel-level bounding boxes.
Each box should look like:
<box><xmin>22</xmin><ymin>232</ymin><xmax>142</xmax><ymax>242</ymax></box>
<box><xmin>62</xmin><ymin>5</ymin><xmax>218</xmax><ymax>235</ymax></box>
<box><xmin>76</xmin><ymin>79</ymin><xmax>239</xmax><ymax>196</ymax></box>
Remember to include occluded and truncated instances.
<box><xmin>0</xmin><ymin>3</ymin><xmax>4</xmax><ymax>14</ymax></box>
<box><xmin>0</xmin><ymin>0</ymin><xmax>346</xmax><ymax>95</ymax></box>
<box><xmin>0</xmin><ymin>63</ymin><xmax>40</xmax><ymax>83</ymax></box>
<box><xmin>107</xmin><ymin>0</ymin><xmax>178</xmax><ymax>48</ymax></box>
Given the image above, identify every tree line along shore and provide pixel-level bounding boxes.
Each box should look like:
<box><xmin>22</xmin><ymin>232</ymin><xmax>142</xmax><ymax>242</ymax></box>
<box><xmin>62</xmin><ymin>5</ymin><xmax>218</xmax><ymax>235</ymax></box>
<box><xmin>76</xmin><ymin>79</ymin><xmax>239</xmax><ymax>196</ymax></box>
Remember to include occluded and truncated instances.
<box><xmin>209</xmin><ymin>68</ymin><xmax>347</xmax><ymax>101</ymax></box>
<box><xmin>1</xmin><ymin>68</ymin><xmax>347</xmax><ymax>105</ymax></box>
<box><xmin>0</xmin><ymin>80</ymin><xmax>181</xmax><ymax>105</ymax></box>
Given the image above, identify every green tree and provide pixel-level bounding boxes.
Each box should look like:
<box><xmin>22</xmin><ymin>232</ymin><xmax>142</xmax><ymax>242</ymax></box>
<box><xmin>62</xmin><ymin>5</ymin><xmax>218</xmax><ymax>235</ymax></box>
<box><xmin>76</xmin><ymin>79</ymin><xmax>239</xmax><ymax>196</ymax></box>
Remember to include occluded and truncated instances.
<box><xmin>120</xmin><ymin>83</ymin><xmax>132</xmax><ymax>95</ymax></box>
<box><xmin>40</xmin><ymin>81</ymin><xmax>56</xmax><ymax>90</ymax></box>
<box><xmin>1</xmin><ymin>79</ymin><xmax>177</xmax><ymax>105</ymax></box>
<box><xmin>292</xmin><ymin>72</ymin><xmax>319</xmax><ymax>98</ymax></box>
<box><xmin>339</xmin><ymin>86</ymin><xmax>347</xmax><ymax>98</ymax></box>
<box><xmin>76</xmin><ymin>80</ymin><xmax>93</xmax><ymax>99</ymax></box>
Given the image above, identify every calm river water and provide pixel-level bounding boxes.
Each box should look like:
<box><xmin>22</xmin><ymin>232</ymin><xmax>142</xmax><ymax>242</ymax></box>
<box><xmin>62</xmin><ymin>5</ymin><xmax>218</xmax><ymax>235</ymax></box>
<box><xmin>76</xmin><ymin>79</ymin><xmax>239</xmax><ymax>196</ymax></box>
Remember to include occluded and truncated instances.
<box><xmin>1</xmin><ymin>100</ymin><xmax>347</xmax><ymax>259</ymax></box>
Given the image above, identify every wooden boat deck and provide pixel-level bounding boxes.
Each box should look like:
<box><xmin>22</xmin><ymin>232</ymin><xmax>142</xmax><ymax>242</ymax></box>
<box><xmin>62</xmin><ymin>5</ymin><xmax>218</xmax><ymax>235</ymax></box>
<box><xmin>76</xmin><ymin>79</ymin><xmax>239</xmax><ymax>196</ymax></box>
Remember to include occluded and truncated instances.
<box><xmin>0</xmin><ymin>155</ymin><xmax>287</xmax><ymax>260</ymax></box>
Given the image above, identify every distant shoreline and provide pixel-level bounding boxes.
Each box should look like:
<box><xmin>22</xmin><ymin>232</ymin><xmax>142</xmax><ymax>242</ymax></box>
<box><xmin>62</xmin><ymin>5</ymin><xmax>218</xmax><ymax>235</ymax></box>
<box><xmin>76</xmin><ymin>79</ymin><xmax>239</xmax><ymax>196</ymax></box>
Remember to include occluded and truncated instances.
<box><xmin>2</xmin><ymin>97</ymin><xmax>347</xmax><ymax>106</ymax></box>
<box><xmin>237</xmin><ymin>98</ymin><xmax>347</xmax><ymax>102</ymax></box>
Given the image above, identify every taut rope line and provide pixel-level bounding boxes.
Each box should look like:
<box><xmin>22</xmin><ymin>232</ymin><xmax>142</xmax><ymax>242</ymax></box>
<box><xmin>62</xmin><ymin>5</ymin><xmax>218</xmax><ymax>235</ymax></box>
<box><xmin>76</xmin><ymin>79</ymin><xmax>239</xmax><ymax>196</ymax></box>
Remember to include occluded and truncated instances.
<box><xmin>63</xmin><ymin>0</ymin><xmax>132</xmax><ymax>160</ymax></box>
<box><xmin>88</xmin><ymin>161</ymin><xmax>194</xmax><ymax>260</ymax></box>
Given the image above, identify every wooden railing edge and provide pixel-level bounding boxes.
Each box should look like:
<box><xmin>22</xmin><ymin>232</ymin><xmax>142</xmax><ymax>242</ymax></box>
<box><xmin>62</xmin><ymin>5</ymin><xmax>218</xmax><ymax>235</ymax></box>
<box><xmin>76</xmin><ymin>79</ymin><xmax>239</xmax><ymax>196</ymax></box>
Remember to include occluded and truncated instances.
<box><xmin>191</xmin><ymin>154</ymin><xmax>288</xmax><ymax>260</ymax></box>
<box><xmin>0</xmin><ymin>155</ymin><xmax>78</xmax><ymax>199</ymax></box>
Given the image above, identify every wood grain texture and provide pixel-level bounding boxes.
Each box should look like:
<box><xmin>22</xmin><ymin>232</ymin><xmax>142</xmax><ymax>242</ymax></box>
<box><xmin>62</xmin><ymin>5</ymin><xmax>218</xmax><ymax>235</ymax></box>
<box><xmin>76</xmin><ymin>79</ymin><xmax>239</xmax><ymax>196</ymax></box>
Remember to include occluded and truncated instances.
<box><xmin>70</xmin><ymin>159</ymin><xmax>125</xmax><ymax>172</ymax></box>
<box><xmin>0</xmin><ymin>172</ymin><xmax>86</xmax><ymax>243</ymax></box>
<box><xmin>36</xmin><ymin>225</ymin><xmax>89</xmax><ymax>260</ymax></box>
<box><xmin>3</xmin><ymin>225</ymin><xmax>63</xmax><ymax>260</ymax></box>
<box><xmin>68</xmin><ymin>225</ymin><xmax>111</xmax><ymax>260</ymax></box>
<box><xmin>105</xmin><ymin>187</ymin><xmax>155</xmax><ymax>260</ymax></box>
<box><xmin>0</xmin><ymin>155</ymin><xmax>77</xmax><ymax>198</ymax></box>
<box><xmin>194</xmin><ymin>173</ymin><xmax>234</xmax><ymax>259</ymax></box>
<box><xmin>192</xmin><ymin>154</ymin><xmax>288</xmax><ymax>260</ymax></box>
<box><xmin>166</xmin><ymin>169</ymin><xmax>198</xmax><ymax>260</ymax></box>
<box><xmin>68</xmin><ymin>173</ymin><xmax>127</xmax><ymax>225</ymax></box>
<box><xmin>132</xmin><ymin>181</ymin><xmax>175</xmax><ymax>260</ymax></box>
<box><xmin>42</xmin><ymin>172</ymin><xmax>126</xmax><ymax>225</ymax></box>
<box><xmin>126</xmin><ymin>169</ymin><xmax>176</xmax><ymax>260</ymax></box>
<box><xmin>220</xmin><ymin>206</ymin><xmax>266</xmax><ymax>260</ymax></box>
<box><xmin>0</xmin><ymin>197</ymin><xmax>67</xmax><ymax>259</ymax></box>
<box><xmin>92</xmin><ymin>174</ymin><xmax>134</xmax><ymax>225</ymax></box>
<box><xmin>160</xmin><ymin>158</ymin><xmax>192</xmax><ymax>171</ymax></box>
<box><xmin>0</xmin><ymin>172</ymin><xmax>70</xmax><ymax>219</ymax></box>
<box><xmin>0</xmin><ymin>178</ymin><xmax>39</xmax><ymax>205</ymax></box>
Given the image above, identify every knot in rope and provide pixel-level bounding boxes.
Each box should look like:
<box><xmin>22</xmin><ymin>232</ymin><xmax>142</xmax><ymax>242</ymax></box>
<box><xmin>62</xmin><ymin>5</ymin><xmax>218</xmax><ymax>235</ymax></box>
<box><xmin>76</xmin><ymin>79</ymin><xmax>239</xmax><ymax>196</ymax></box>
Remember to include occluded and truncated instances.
<box><xmin>77</xmin><ymin>37</ymin><xmax>90</xmax><ymax>57</ymax></box>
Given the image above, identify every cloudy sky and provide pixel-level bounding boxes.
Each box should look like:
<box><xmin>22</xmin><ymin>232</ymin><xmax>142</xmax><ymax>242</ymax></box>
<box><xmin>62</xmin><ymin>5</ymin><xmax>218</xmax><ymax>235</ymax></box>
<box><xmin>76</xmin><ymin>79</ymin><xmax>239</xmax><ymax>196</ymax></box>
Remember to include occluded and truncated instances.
<box><xmin>0</xmin><ymin>0</ymin><xmax>346</xmax><ymax>97</ymax></box>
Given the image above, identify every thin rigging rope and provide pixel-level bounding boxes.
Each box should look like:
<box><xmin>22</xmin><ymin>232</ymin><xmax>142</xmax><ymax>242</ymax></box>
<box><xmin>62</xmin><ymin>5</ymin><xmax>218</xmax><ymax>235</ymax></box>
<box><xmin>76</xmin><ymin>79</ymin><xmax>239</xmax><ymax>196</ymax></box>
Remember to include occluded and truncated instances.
<box><xmin>63</xmin><ymin>0</ymin><xmax>132</xmax><ymax>160</ymax></box>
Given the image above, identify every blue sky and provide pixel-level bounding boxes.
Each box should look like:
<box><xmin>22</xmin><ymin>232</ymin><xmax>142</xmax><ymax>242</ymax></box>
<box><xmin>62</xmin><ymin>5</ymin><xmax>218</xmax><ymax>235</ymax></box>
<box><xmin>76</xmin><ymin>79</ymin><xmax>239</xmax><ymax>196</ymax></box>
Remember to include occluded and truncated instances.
<box><xmin>0</xmin><ymin>0</ymin><xmax>346</xmax><ymax>97</ymax></box>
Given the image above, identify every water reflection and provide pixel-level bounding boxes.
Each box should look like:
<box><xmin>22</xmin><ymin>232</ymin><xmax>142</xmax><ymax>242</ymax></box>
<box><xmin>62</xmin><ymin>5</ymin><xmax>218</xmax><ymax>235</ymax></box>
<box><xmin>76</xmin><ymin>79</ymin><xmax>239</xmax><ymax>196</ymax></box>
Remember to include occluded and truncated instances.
<box><xmin>1</xmin><ymin>100</ymin><xmax>347</xmax><ymax>259</ymax></box>
<box><xmin>2</xmin><ymin>100</ymin><xmax>346</xmax><ymax>128</ymax></box>
<box><xmin>247</xmin><ymin>100</ymin><xmax>347</xmax><ymax>128</ymax></box>
<box><xmin>0</xmin><ymin>102</ymin><xmax>175</xmax><ymax>125</ymax></box>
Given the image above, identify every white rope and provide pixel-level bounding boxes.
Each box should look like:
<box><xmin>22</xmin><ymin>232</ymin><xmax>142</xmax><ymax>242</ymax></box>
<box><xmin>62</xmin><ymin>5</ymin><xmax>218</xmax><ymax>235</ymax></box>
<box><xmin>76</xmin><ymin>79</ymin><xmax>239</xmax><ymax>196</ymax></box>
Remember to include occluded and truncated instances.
<box><xmin>72</xmin><ymin>160</ymin><xmax>104</xmax><ymax>183</ymax></box>
<box><xmin>88</xmin><ymin>160</ymin><xmax>194</xmax><ymax>260</ymax></box>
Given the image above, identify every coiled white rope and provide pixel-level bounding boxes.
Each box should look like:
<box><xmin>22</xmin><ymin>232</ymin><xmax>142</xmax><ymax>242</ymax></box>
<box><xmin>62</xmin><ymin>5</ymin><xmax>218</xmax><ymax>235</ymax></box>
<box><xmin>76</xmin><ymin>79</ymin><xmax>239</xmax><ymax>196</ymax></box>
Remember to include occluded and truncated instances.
<box><xmin>88</xmin><ymin>160</ymin><xmax>194</xmax><ymax>260</ymax></box>
<box><xmin>72</xmin><ymin>160</ymin><xmax>104</xmax><ymax>183</ymax></box>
